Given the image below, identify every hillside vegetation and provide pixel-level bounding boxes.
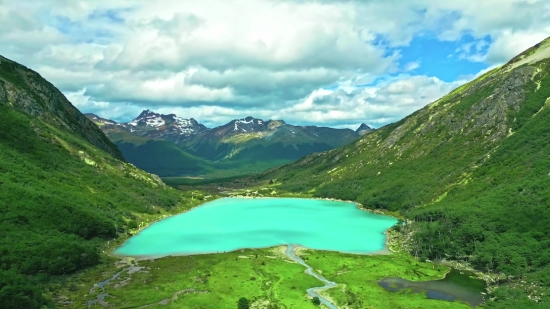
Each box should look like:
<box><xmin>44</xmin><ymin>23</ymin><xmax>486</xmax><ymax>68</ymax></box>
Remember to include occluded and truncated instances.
<box><xmin>0</xmin><ymin>57</ymin><xmax>192</xmax><ymax>308</ymax></box>
<box><xmin>257</xmin><ymin>38</ymin><xmax>550</xmax><ymax>307</ymax></box>
<box><xmin>89</xmin><ymin>112</ymin><xmax>363</xmax><ymax>178</ymax></box>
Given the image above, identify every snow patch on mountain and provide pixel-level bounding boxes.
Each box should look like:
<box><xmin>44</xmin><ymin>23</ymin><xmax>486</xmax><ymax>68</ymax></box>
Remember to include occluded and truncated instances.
<box><xmin>146</xmin><ymin>117</ymin><xmax>165</xmax><ymax>127</ymax></box>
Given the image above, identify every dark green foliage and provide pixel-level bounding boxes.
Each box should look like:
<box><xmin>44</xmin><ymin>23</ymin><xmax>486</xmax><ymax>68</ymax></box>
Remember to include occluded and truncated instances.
<box><xmin>227</xmin><ymin>142</ymin><xmax>333</xmax><ymax>162</ymax></box>
<box><xmin>311</xmin><ymin>296</ymin><xmax>321</xmax><ymax>305</ymax></box>
<box><xmin>410</xmin><ymin>102</ymin><xmax>550</xmax><ymax>275</ymax></box>
<box><xmin>0</xmin><ymin>106</ymin><xmax>182</xmax><ymax>308</ymax></box>
<box><xmin>115</xmin><ymin>139</ymin><xmax>295</xmax><ymax>178</ymax></box>
<box><xmin>0</xmin><ymin>269</ymin><xmax>52</xmax><ymax>309</ymax></box>
<box><xmin>127</xmin><ymin>219</ymin><xmax>138</xmax><ymax>229</ymax></box>
<box><xmin>237</xmin><ymin>297</ymin><xmax>250</xmax><ymax>309</ymax></box>
<box><xmin>117</xmin><ymin>140</ymin><xmax>211</xmax><ymax>176</ymax></box>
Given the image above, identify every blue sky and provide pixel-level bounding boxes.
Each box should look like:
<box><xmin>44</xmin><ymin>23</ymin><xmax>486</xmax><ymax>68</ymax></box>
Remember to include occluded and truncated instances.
<box><xmin>1</xmin><ymin>0</ymin><xmax>548</xmax><ymax>129</ymax></box>
<box><xmin>397</xmin><ymin>34</ymin><xmax>492</xmax><ymax>82</ymax></box>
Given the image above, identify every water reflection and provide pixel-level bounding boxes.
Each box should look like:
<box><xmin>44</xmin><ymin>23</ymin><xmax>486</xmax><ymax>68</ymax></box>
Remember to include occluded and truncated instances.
<box><xmin>378</xmin><ymin>269</ymin><xmax>486</xmax><ymax>308</ymax></box>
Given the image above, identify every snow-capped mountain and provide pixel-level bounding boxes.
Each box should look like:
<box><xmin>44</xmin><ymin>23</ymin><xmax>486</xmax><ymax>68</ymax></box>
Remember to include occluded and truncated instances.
<box><xmin>180</xmin><ymin>116</ymin><xmax>361</xmax><ymax>161</ymax></box>
<box><xmin>86</xmin><ymin>110</ymin><xmax>208</xmax><ymax>144</ymax></box>
<box><xmin>231</xmin><ymin>116</ymin><xmax>266</xmax><ymax>132</ymax></box>
<box><xmin>125</xmin><ymin>110</ymin><xmax>208</xmax><ymax>141</ymax></box>
<box><xmin>87</xmin><ymin>110</ymin><xmax>373</xmax><ymax>176</ymax></box>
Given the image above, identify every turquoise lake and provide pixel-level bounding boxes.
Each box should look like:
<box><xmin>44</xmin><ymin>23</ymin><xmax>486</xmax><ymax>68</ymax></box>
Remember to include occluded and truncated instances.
<box><xmin>114</xmin><ymin>198</ymin><xmax>398</xmax><ymax>257</ymax></box>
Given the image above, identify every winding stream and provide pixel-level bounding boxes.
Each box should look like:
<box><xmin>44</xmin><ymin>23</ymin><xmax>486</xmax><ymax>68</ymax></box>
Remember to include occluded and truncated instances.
<box><xmin>284</xmin><ymin>244</ymin><xmax>339</xmax><ymax>309</ymax></box>
<box><xmin>87</xmin><ymin>265</ymin><xmax>143</xmax><ymax>308</ymax></box>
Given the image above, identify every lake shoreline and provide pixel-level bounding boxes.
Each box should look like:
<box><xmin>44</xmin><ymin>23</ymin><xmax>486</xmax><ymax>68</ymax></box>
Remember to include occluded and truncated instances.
<box><xmin>111</xmin><ymin>196</ymin><xmax>397</xmax><ymax>260</ymax></box>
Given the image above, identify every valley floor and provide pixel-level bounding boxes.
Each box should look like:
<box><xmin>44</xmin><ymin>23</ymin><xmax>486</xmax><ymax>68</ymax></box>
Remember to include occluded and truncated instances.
<box><xmin>52</xmin><ymin>246</ymin><xmax>470</xmax><ymax>309</ymax></box>
<box><xmin>49</xmin><ymin>193</ymin><xmax>477</xmax><ymax>309</ymax></box>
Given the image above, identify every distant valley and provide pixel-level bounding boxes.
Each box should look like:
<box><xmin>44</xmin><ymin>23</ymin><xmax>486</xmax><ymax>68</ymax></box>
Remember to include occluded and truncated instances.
<box><xmin>86</xmin><ymin>110</ymin><xmax>373</xmax><ymax>177</ymax></box>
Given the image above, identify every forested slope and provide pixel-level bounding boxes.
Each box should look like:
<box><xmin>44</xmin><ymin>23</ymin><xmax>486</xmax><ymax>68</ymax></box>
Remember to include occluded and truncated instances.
<box><xmin>0</xmin><ymin>56</ymin><xmax>186</xmax><ymax>308</ymax></box>
<box><xmin>258</xmin><ymin>38</ymin><xmax>550</xmax><ymax>307</ymax></box>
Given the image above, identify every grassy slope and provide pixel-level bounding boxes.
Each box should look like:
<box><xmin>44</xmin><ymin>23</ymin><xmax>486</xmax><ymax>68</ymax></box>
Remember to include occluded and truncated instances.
<box><xmin>254</xmin><ymin>39</ymin><xmax>550</xmax><ymax>306</ymax></box>
<box><xmin>0</xmin><ymin>104</ymin><xmax>198</xmax><ymax>308</ymax></box>
<box><xmin>116</xmin><ymin>140</ymin><xmax>215</xmax><ymax>177</ymax></box>
<box><xmin>115</xmin><ymin>138</ymin><xmax>292</xmax><ymax>178</ymax></box>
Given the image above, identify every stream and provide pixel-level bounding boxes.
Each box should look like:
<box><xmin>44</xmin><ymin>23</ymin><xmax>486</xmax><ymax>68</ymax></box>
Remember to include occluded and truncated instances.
<box><xmin>284</xmin><ymin>244</ymin><xmax>339</xmax><ymax>309</ymax></box>
<box><xmin>87</xmin><ymin>265</ymin><xmax>143</xmax><ymax>308</ymax></box>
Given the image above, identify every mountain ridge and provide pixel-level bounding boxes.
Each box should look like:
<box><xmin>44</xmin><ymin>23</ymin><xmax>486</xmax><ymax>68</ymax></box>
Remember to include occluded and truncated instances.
<box><xmin>252</xmin><ymin>37</ymin><xmax>550</xmax><ymax>306</ymax></box>
<box><xmin>0</xmin><ymin>55</ymin><xmax>124</xmax><ymax>160</ymax></box>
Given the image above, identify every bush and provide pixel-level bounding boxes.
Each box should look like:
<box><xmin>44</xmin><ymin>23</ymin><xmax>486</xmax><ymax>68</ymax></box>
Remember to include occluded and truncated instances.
<box><xmin>312</xmin><ymin>296</ymin><xmax>321</xmax><ymax>305</ymax></box>
<box><xmin>238</xmin><ymin>297</ymin><xmax>250</xmax><ymax>309</ymax></box>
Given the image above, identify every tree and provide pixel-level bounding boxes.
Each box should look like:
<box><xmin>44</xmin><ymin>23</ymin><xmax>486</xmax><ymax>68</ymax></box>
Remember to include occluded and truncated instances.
<box><xmin>238</xmin><ymin>297</ymin><xmax>250</xmax><ymax>309</ymax></box>
<box><xmin>312</xmin><ymin>296</ymin><xmax>321</xmax><ymax>306</ymax></box>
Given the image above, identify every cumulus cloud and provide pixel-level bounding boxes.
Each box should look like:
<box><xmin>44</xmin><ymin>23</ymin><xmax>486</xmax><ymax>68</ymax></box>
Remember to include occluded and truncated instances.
<box><xmin>274</xmin><ymin>74</ymin><xmax>463</xmax><ymax>128</ymax></box>
<box><xmin>0</xmin><ymin>0</ymin><xmax>549</xmax><ymax>128</ymax></box>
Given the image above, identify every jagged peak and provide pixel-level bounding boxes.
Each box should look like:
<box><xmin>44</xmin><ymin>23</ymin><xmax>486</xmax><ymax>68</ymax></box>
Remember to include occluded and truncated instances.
<box><xmin>356</xmin><ymin>123</ymin><xmax>374</xmax><ymax>136</ymax></box>
<box><xmin>135</xmin><ymin>109</ymin><xmax>159</xmax><ymax>119</ymax></box>
<box><xmin>125</xmin><ymin>109</ymin><xmax>207</xmax><ymax>135</ymax></box>
<box><xmin>356</xmin><ymin>123</ymin><xmax>373</xmax><ymax>131</ymax></box>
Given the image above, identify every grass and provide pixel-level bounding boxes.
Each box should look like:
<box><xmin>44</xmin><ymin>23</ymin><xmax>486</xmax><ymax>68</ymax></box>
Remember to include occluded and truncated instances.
<box><xmin>297</xmin><ymin>250</ymin><xmax>471</xmax><ymax>309</ymax></box>
<box><xmin>55</xmin><ymin>246</ymin><xmax>476</xmax><ymax>309</ymax></box>
<box><xmin>56</xmin><ymin>247</ymin><xmax>322</xmax><ymax>309</ymax></box>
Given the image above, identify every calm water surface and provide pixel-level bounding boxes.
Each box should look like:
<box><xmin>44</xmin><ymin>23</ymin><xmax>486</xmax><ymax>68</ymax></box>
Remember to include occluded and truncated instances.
<box><xmin>114</xmin><ymin>198</ymin><xmax>397</xmax><ymax>257</ymax></box>
<box><xmin>379</xmin><ymin>269</ymin><xmax>486</xmax><ymax>307</ymax></box>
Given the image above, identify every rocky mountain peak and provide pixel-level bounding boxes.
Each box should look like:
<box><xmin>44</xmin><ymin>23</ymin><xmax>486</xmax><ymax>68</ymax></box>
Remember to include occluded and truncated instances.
<box><xmin>86</xmin><ymin>109</ymin><xmax>208</xmax><ymax>144</ymax></box>
<box><xmin>356</xmin><ymin>123</ymin><xmax>374</xmax><ymax>135</ymax></box>
<box><xmin>129</xmin><ymin>110</ymin><xmax>163</xmax><ymax>126</ymax></box>
<box><xmin>231</xmin><ymin>116</ymin><xmax>267</xmax><ymax>132</ymax></box>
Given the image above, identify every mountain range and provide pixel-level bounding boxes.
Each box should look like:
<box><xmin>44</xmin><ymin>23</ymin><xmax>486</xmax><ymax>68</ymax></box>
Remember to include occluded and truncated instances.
<box><xmin>86</xmin><ymin>111</ymin><xmax>373</xmax><ymax>177</ymax></box>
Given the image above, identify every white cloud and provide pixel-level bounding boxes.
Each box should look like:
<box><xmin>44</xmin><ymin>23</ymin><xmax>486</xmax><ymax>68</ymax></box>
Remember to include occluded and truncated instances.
<box><xmin>0</xmin><ymin>0</ymin><xmax>549</xmax><ymax>128</ymax></box>
<box><xmin>484</xmin><ymin>29</ymin><xmax>550</xmax><ymax>64</ymax></box>
<box><xmin>273</xmin><ymin>74</ymin><xmax>464</xmax><ymax>128</ymax></box>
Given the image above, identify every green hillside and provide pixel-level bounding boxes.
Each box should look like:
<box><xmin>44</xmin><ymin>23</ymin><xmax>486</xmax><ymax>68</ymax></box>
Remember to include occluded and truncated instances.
<box><xmin>116</xmin><ymin>140</ymin><xmax>214</xmax><ymax>177</ymax></box>
<box><xmin>0</xmin><ymin>57</ymin><xmax>195</xmax><ymax>308</ymax></box>
<box><xmin>113</xmin><ymin>139</ymin><xmax>291</xmax><ymax>178</ymax></box>
<box><xmin>256</xmin><ymin>38</ymin><xmax>550</xmax><ymax>306</ymax></box>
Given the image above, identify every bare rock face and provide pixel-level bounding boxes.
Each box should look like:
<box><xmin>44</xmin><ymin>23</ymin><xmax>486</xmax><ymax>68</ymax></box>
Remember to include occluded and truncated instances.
<box><xmin>0</xmin><ymin>55</ymin><xmax>124</xmax><ymax>160</ymax></box>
